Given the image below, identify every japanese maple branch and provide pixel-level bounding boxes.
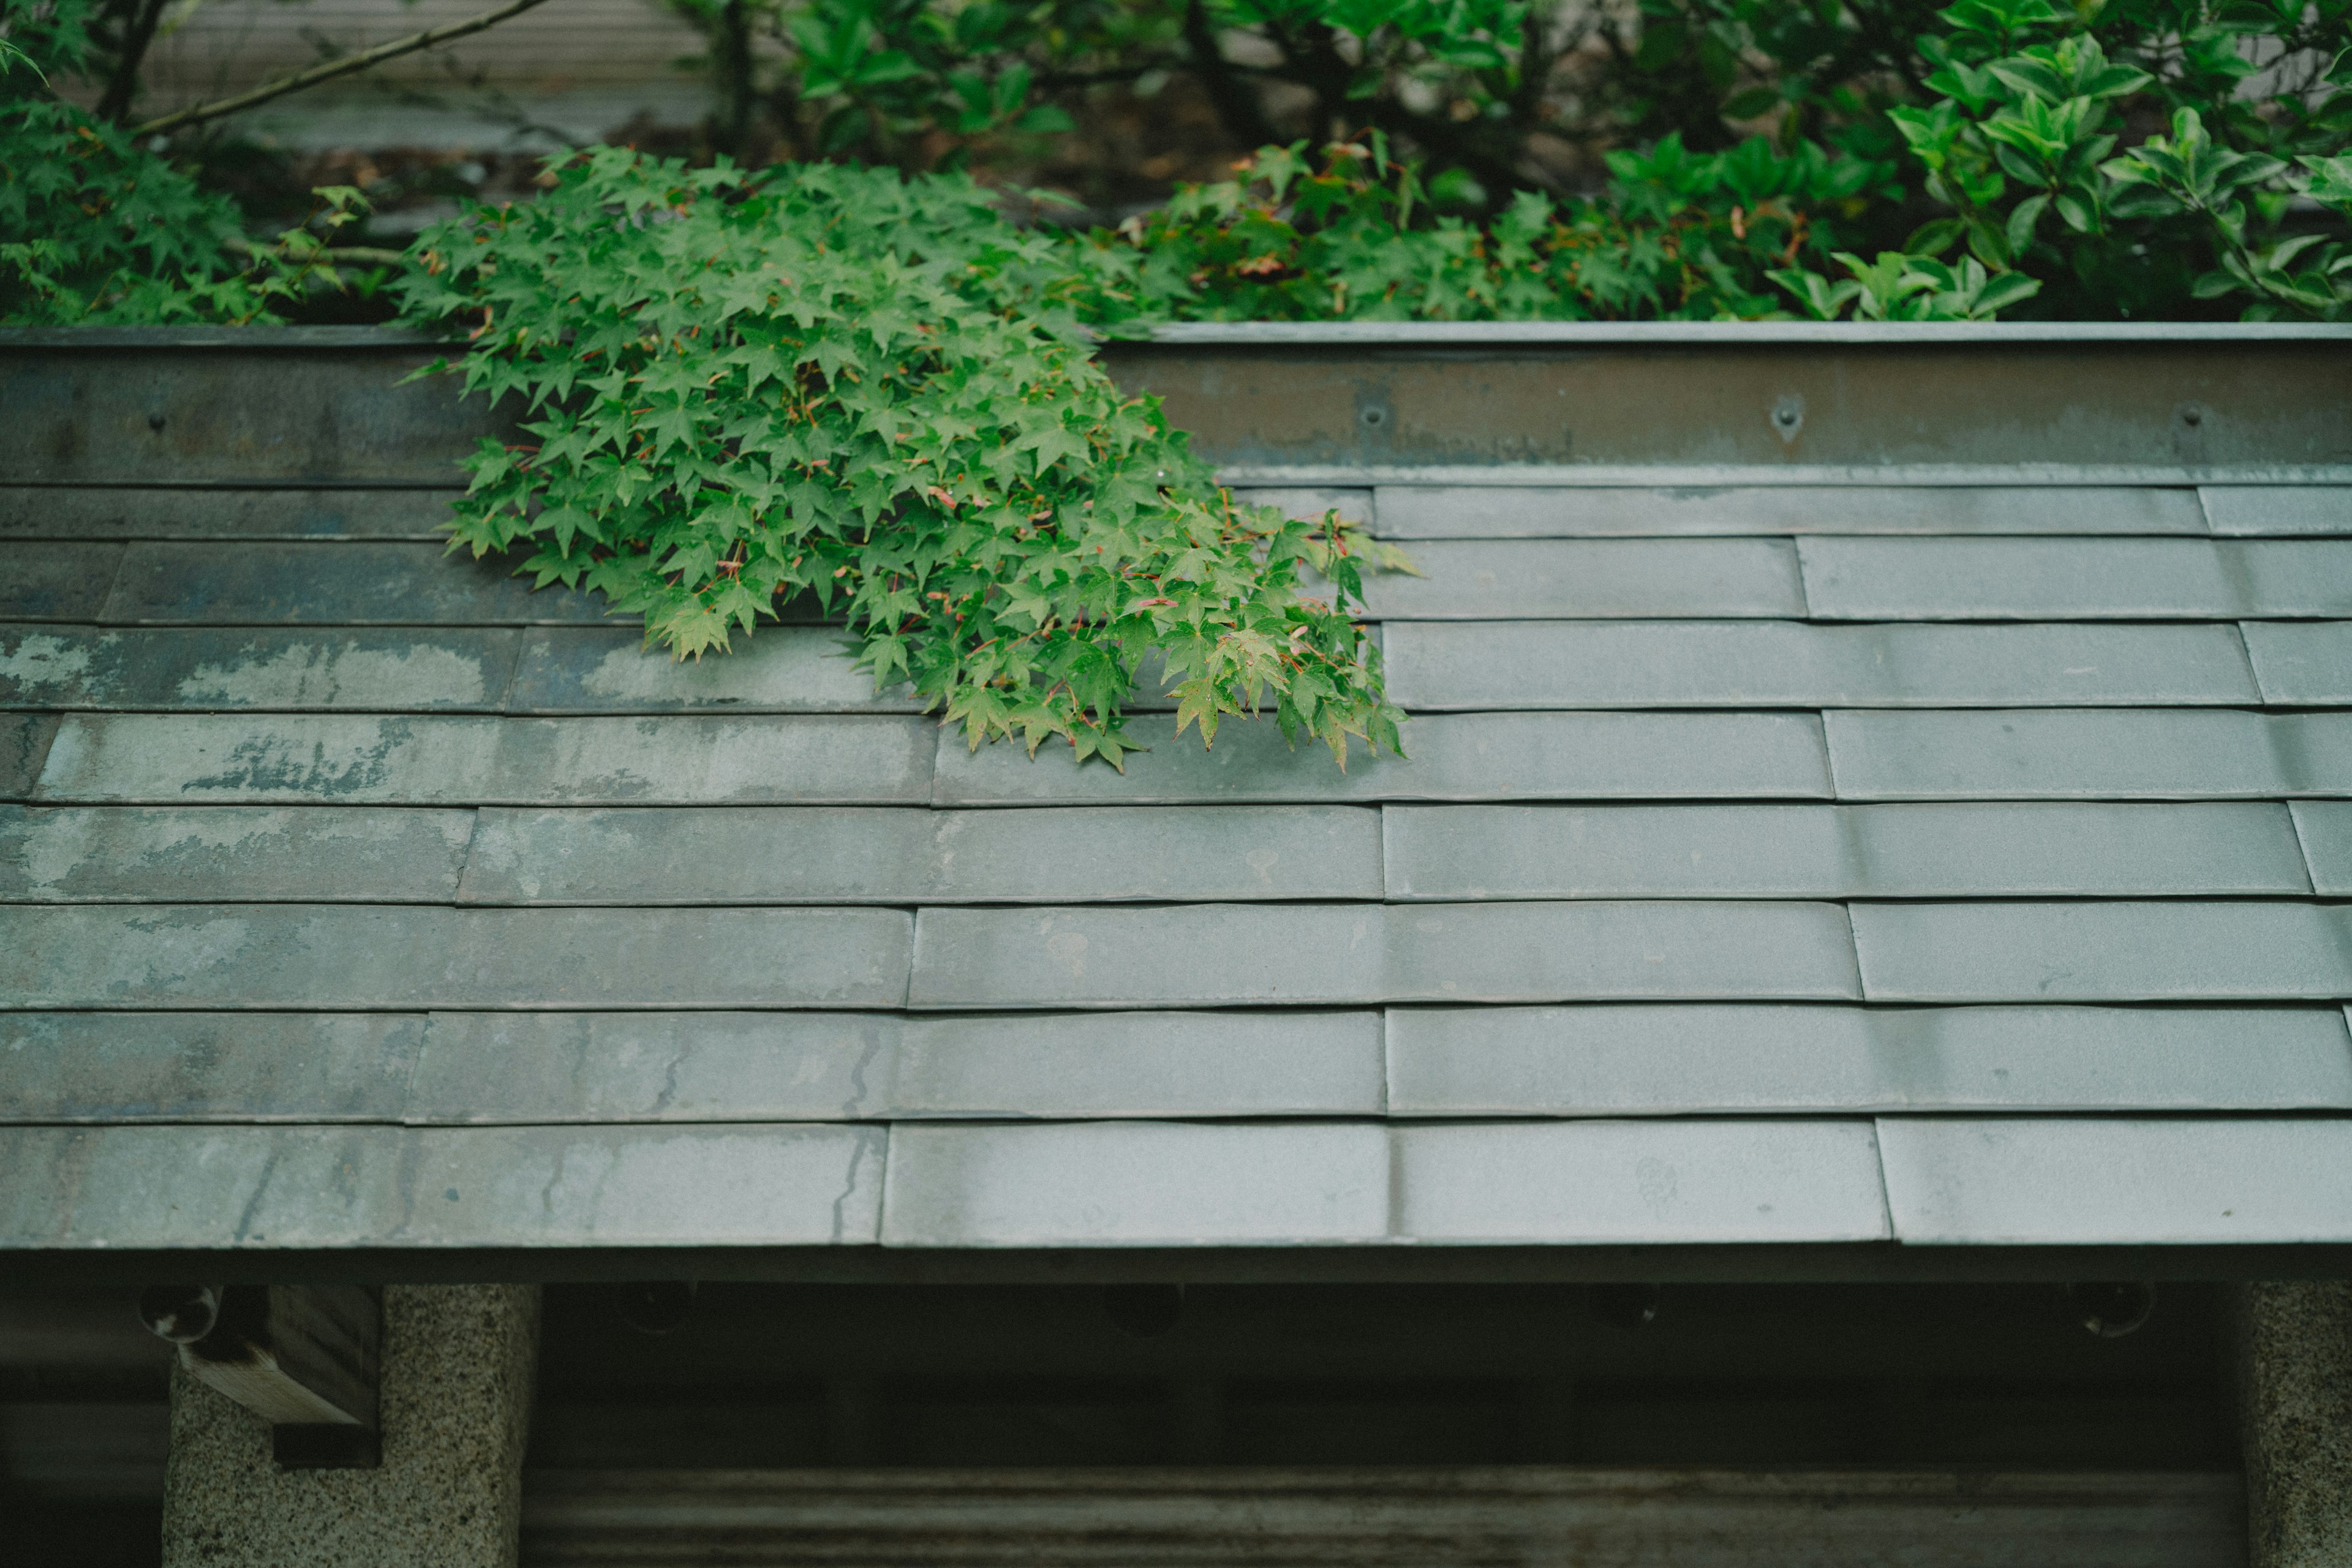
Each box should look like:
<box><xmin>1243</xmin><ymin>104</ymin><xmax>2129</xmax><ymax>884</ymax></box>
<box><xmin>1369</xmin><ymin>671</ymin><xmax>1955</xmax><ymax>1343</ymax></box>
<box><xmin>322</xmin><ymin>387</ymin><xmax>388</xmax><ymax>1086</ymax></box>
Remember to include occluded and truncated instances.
<box><xmin>133</xmin><ymin>0</ymin><xmax>556</xmax><ymax>137</ymax></box>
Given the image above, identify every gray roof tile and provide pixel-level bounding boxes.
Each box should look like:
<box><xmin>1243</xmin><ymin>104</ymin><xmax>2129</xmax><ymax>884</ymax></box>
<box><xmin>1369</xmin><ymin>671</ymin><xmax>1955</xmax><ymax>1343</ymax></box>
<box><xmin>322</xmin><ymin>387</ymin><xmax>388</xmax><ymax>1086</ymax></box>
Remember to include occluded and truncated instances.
<box><xmin>1385</xmin><ymin>1004</ymin><xmax>2352</xmax><ymax>1114</ymax></box>
<box><xmin>33</xmin><ymin>713</ymin><xmax>938</xmax><ymax>804</ymax></box>
<box><xmin>1385</xmin><ymin>901</ymin><xmax>1861</xmax><ymax>1001</ymax></box>
<box><xmin>1385</xmin><ymin>802</ymin><xmax>2309</xmax><ymax>899</ymax></box>
<box><xmin>459</xmin><ymin>805</ymin><xmax>1381</xmax><ymax>904</ymax></box>
<box><xmin>0</xmin><ymin>1123</ymin><xmax>887</xmax><ymax>1248</ymax></box>
<box><xmin>1356</xmin><ymin>539</ymin><xmax>1805</xmax><ymax>619</ymax></box>
<box><xmin>880</xmin><ymin>1121</ymin><xmax>1391</xmax><ymax>1245</ymax></box>
<box><xmin>1373</xmin><ymin>486</ymin><xmax>2206</xmax><ymax>538</ymax></box>
<box><xmin>2199</xmin><ymin>484</ymin><xmax>2351</xmax><ymax>536</ymax></box>
<box><xmin>909</xmin><ymin>900</ymin><xmax>1860</xmax><ymax>1009</ymax></box>
<box><xmin>0</xmin><ymin>486</ymin><xmax>457</xmax><ymax>541</ymax></box>
<box><xmin>1393</xmin><ymin>1120</ymin><xmax>1890</xmax><ymax>1242</ymax></box>
<box><xmin>888</xmin><ymin>1010</ymin><xmax>1385</xmax><ymax>1118</ymax></box>
<box><xmin>99</xmin><ymin>541</ymin><xmax>611</xmax><ymax>625</ymax></box>
<box><xmin>910</xmin><ymin>903</ymin><xmax>1387</xmax><ymax>1008</ymax></box>
<box><xmin>0</xmin><ymin>627</ymin><xmax>519</xmax><ymax>711</ymax></box>
<box><xmin>0</xmin><ymin>904</ymin><xmax>913</xmax><ymax>1008</ymax></box>
<box><xmin>0</xmin><ymin>542</ymin><xmax>122</xmax><ymax>620</ymax></box>
<box><xmin>508</xmin><ymin>626</ymin><xmax>911</xmax><ymax>713</ymax></box>
<box><xmin>0</xmin><ymin>714</ymin><xmax>58</xmax><ymax>799</ymax></box>
<box><xmin>405</xmin><ymin>1011</ymin><xmax>905</xmax><ymax>1123</ymax></box>
<box><xmin>1842</xmin><ymin>801</ymin><xmax>2310</xmax><ymax>893</ymax></box>
<box><xmin>1822</xmin><ymin>709</ymin><xmax>2348</xmax><ymax>799</ymax></box>
<box><xmin>0</xmin><ymin>805</ymin><xmax>477</xmax><ymax>902</ymax></box>
<box><xmin>1802</xmin><ymin>538</ymin><xmax>2352</xmax><ymax>620</ymax></box>
<box><xmin>1877</xmin><ymin>1117</ymin><xmax>2352</xmax><ymax>1243</ymax></box>
<box><xmin>36</xmin><ymin>712</ymin><xmax>503</xmax><ymax>804</ymax></box>
<box><xmin>933</xmin><ymin>711</ymin><xmax>1834</xmax><ymax>804</ymax></box>
<box><xmin>1851</xmin><ymin>900</ymin><xmax>2352</xmax><ymax>1001</ymax></box>
<box><xmin>0</xmin><ymin>1012</ymin><xmax>423</xmax><ymax>1122</ymax></box>
<box><xmin>1384</xmin><ymin>623</ymin><xmax>2259</xmax><ymax>709</ymax></box>
<box><xmin>414</xmin><ymin>1009</ymin><xmax>1389</xmax><ymax>1123</ymax></box>
<box><xmin>2241</xmin><ymin>621</ymin><xmax>2352</xmax><ymax>704</ymax></box>
<box><xmin>2288</xmin><ymin>802</ymin><xmax>2352</xmax><ymax>894</ymax></box>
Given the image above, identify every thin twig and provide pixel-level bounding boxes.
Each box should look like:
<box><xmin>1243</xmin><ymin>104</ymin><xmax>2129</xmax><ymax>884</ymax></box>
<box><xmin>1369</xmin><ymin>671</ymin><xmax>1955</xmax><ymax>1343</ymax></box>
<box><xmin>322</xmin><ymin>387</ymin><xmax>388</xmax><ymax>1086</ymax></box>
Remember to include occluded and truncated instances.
<box><xmin>225</xmin><ymin>236</ymin><xmax>407</xmax><ymax>266</ymax></box>
<box><xmin>133</xmin><ymin>0</ymin><xmax>557</xmax><ymax>137</ymax></box>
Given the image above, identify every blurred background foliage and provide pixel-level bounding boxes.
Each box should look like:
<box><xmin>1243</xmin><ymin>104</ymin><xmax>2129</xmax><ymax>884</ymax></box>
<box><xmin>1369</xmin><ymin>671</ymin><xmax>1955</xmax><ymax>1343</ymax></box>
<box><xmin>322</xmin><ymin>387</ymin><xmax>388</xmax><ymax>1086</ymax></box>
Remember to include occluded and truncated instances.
<box><xmin>4</xmin><ymin>0</ymin><xmax>2350</xmax><ymax>321</ymax></box>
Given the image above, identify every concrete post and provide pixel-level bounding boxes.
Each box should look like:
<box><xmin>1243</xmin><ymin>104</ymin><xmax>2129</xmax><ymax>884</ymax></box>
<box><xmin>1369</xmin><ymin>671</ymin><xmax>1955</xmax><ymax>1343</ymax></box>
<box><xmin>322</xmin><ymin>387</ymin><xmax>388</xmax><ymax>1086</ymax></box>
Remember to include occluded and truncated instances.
<box><xmin>162</xmin><ymin>1284</ymin><xmax>540</xmax><ymax>1568</ymax></box>
<box><xmin>2237</xmin><ymin>1280</ymin><xmax>2352</xmax><ymax>1568</ymax></box>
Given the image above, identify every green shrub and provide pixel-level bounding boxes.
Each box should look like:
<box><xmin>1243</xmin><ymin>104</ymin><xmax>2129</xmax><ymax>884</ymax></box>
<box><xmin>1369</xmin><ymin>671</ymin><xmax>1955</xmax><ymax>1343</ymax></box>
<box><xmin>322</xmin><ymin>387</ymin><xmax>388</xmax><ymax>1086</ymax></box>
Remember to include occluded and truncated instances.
<box><xmin>394</xmin><ymin>151</ymin><xmax>1408</xmax><ymax>764</ymax></box>
<box><xmin>0</xmin><ymin>0</ymin><xmax>368</xmax><ymax>324</ymax></box>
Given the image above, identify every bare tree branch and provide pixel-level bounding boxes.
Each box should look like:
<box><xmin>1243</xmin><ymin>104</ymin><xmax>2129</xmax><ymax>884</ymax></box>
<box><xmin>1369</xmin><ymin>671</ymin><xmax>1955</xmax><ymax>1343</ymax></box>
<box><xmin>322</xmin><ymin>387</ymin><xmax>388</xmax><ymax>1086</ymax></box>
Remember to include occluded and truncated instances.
<box><xmin>133</xmin><ymin>0</ymin><xmax>557</xmax><ymax>137</ymax></box>
<box><xmin>98</xmin><ymin>0</ymin><xmax>173</xmax><ymax>123</ymax></box>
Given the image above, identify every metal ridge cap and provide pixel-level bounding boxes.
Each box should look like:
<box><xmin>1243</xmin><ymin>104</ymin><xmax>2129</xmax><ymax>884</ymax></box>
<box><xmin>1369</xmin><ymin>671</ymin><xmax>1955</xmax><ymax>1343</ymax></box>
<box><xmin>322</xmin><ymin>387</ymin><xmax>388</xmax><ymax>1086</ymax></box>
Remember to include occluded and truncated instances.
<box><xmin>9</xmin><ymin>320</ymin><xmax>2352</xmax><ymax>351</ymax></box>
<box><xmin>0</xmin><ymin>325</ymin><xmax>451</xmax><ymax>350</ymax></box>
<box><xmin>1136</xmin><ymin>320</ymin><xmax>2352</xmax><ymax>345</ymax></box>
<box><xmin>1218</xmin><ymin>462</ymin><xmax>2352</xmax><ymax>486</ymax></box>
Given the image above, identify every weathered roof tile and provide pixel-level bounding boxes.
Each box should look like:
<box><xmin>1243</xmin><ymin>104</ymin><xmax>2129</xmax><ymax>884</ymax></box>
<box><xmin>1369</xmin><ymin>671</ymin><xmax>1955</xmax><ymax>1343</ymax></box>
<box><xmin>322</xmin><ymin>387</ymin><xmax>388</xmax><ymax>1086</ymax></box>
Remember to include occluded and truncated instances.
<box><xmin>0</xmin><ymin>627</ymin><xmax>519</xmax><ymax>711</ymax></box>
<box><xmin>0</xmin><ymin>904</ymin><xmax>914</xmax><ymax>1008</ymax></box>
<box><xmin>2199</xmin><ymin>484</ymin><xmax>2351</xmax><ymax>537</ymax></box>
<box><xmin>0</xmin><ymin>804</ymin><xmax>477</xmax><ymax>901</ymax></box>
<box><xmin>1373</xmin><ymin>485</ymin><xmax>2207</xmax><ymax>539</ymax></box>
<box><xmin>458</xmin><ymin>805</ymin><xmax>1382</xmax><ymax>905</ymax></box>
<box><xmin>1385</xmin><ymin>1004</ymin><xmax>2352</xmax><ymax>1115</ymax></box>
<box><xmin>881</xmin><ymin>1121</ymin><xmax>1391</xmax><ymax>1245</ymax></box>
<box><xmin>1385</xmin><ymin>624</ymin><xmax>2259</xmax><ymax>709</ymax></box>
<box><xmin>1385</xmin><ymin>802</ymin><xmax>2310</xmax><ymax>899</ymax></box>
<box><xmin>1851</xmin><ymin>900</ymin><xmax>2352</xmax><ymax>1001</ymax></box>
<box><xmin>1393</xmin><ymin>1120</ymin><xmax>1891</xmax><ymax>1242</ymax></box>
<box><xmin>1357</xmin><ymin>538</ymin><xmax>1806</xmax><ymax>619</ymax></box>
<box><xmin>1877</xmin><ymin>1117</ymin><xmax>2352</xmax><ymax>1243</ymax></box>
<box><xmin>0</xmin><ymin>1122</ymin><xmax>888</xmax><ymax>1248</ymax></box>
<box><xmin>34</xmin><ymin>712</ymin><xmax>938</xmax><ymax>804</ymax></box>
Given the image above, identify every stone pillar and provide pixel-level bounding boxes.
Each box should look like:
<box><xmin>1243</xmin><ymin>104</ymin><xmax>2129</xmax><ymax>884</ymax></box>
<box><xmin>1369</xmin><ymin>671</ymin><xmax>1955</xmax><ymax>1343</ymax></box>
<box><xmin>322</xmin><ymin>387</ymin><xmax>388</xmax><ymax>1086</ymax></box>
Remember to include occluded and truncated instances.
<box><xmin>162</xmin><ymin>1284</ymin><xmax>541</xmax><ymax>1568</ymax></box>
<box><xmin>2237</xmin><ymin>1280</ymin><xmax>2352</xmax><ymax>1568</ymax></box>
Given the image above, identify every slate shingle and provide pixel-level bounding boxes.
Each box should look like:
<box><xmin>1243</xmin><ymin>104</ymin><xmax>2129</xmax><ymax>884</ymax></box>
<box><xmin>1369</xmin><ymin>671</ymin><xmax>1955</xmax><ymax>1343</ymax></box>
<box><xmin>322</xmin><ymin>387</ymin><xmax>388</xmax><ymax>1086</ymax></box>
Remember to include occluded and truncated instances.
<box><xmin>1877</xmin><ymin>1117</ymin><xmax>2352</xmax><ymax>1243</ymax></box>
<box><xmin>1373</xmin><ymin>485</ymin><xmax>2207</xmax><ymax>538</ymax></box>
<box><xmin>1851</xmin><ymin>900</ymin><xmax>2352</xmax><ymax>1001</ymax></box>
<box><xmin>34</xmin><ymin>712</ymin><xmax>938</xmax><ymax>804</ymax></box>
<box><xmin>460</xmin><ymin>804</ymin><xmax>1381</xmax><ymax>905</ymax></box>
<box><xmin>1393</xmin><ymin>1120</ymin><xmax>1891</xmax><ymax>1242</ymax></box>
<box><xmin>1356</xmin><ymin>539</ymin><xmax>1806</xmax><ymax>619</ymax></box>
<box><xmin>2199</xmin><ymin>484</ymin><xmax>2351</xmax><ymax>537</ymax></box>
<box><xmin>1823</xmin><ymin>709</ymin><xmax>2351</xmax><ymax>799</ymax></box>
<box><xmin>0</xmin><ymin>804</ymin><xmax>478</xmax><ymax>901</ymax></box>
<box><xmin>1385</xmin><ymin>623</ymin><xmax>2260</xmax><ymax>709</ymax></box>
<box><xmin>0</xmin><ymin>486</ymin><xmax>458</xmax><ymax>541</ymax></box>
<box><xmin>1384</xmin><ymin>1004</ymin><xmax>2352</xmax><ymax>1115</ymax></box>
<box><xmin>0</xmin><ymin>627</ymin><xmax>519</xmax><ymax>711</ymax></box>
<box><xmin>0</xmin><ymin>904</ymin><xmax>914</xmax><ymax>1008</ymax></box>
<box><xmin>1384</xmin><ymin>802</ymin><xmax>2311</xmax><ymax>899</ymax></box>
<box><xmin>909</xmin><ymin>900</ymin><xmax>1861</xmax><ymax>1009</ymax></box>
<box><xmin>0</xmin><ymin>1122</ymin><xmax>888</xmax><ymax>1247</ymax></box>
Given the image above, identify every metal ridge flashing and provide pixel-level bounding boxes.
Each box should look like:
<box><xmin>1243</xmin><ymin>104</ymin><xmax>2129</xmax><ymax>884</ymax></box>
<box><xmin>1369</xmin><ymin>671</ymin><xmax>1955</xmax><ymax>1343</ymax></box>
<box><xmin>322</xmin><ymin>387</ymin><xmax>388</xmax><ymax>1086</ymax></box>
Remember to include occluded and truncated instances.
<box><xmin>1136</xmin><ymin>320</ymin><xmax>2352</xmax><ymax>345</ymax></box>
<box><xmin>0</xmin><ymin>326</ymin><xmax>449</xmax><ymax>350</ymax></box>
<box><xmin>7</xmin><ymin>321</ymin><xmax>2352</xmax><ymax>352</ymax></box>
<box><xmin>1221</xmin><ymin>462</ymin><xmax>2352</xmax><ymax>486</ymax></box>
